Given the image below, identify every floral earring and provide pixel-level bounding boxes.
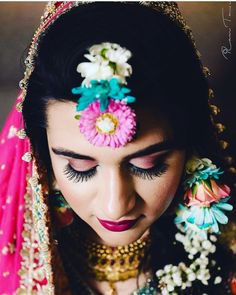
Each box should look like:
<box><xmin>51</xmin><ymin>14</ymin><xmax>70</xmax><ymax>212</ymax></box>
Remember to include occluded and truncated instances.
<box><xmin>51</xmin><ymin>190</ymin><xmax>74</xmax><ymax>228</ymax></box>
<box><xmin>175</xmin><ymin>157</ymin><xmax>233</xmax><ymax>238</ymax></box>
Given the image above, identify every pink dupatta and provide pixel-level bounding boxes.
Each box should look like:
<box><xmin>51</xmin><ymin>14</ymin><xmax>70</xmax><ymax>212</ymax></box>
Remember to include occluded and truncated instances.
<box><xmin>0</xmin><ymin>3</ymin><xmax>78</xmax><ymax>293</ymax></box>
<box><xmin>0</xmin><ymin>93</ymin><xmax>32</xmax><ymax>294</ymax></box>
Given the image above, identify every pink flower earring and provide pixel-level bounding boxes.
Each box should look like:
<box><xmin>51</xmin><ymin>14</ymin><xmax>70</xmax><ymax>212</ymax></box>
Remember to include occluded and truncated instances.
<box><xmin>175</xmin><ymin>157</ymin><xmax>233</xmax><ymax>237</ymax></box>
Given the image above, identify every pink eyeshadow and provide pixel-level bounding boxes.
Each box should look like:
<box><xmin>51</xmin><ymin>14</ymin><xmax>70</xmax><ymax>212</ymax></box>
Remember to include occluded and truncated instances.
<box><xmin>130</xmin><ymin>152</ymin><xmax>165</xmax><ymax>169</ymax></box>
<box><xmin>69</xmin><ymin>159</ymin><xmax>97</xmax><ymax>171</ymax></box>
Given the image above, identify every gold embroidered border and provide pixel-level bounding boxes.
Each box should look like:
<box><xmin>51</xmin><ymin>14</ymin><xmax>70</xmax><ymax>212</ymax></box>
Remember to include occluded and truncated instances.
<box><xmin>16</xmin><ymin>162</ymin><xmax>54</xmax><ymax>294</ymax></box>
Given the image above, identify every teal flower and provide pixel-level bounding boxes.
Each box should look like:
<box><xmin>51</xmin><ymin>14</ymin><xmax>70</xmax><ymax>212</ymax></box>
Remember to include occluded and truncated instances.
<box><xmin>72</xmin><ymin>77</ymin><xmax>136</xmax><ymax>112</ymax></box>
<box><xmin>175</xmin><ymin>197</ymin><xmax>233</xmax><ymax>234</ymax></box>
<box><xmin>51</xmin><ymin>191</ymin><xmax>71</xmax><ymax>209</ymax></box>
<box><xmin>185</xmin><ymin>167</ymin><xmax>223</xmax><ymax>188</ymax></box>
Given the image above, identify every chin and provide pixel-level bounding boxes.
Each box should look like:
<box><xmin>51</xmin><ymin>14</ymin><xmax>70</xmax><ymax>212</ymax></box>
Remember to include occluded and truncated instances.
<box><xmin>95</xmin><ymin>226</ymin><xmax>150</xmax><ymax>247</ymax></box>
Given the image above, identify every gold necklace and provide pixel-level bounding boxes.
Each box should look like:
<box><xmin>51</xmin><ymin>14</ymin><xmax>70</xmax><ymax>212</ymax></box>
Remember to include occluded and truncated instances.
<box><xmin>63</xmin><ymin>222</ymin><xmax>152</xmax><ymax>295</ymax></box>
<box><xmin>77</xmin><ymin>235</ymin><xmax>151</xmax><ymax>295</ymax></box>
<box><xmin>80</xmin><ymin>235</ymin><xmax>151</xmax><ymax>282</ymax></box>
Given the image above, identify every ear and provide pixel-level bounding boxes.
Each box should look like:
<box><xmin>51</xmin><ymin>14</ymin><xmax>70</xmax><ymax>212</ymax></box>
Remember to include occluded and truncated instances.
<box><xmin>52</xmin><ymin>179</ymin><xmax>60</xmax><ymax>191</ymax></box>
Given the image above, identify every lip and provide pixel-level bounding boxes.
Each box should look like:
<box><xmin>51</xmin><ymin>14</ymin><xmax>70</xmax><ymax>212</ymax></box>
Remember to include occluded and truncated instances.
<box><xmin>97</xmin><ymin>217</ymin><xmax>140</xmax><ymax>232</ymax></box>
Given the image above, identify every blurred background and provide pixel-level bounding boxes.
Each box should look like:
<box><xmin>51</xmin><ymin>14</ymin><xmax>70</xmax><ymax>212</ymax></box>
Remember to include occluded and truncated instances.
<box><xmin>0</xmin><ymin>2</ymin><xmax>235</xmax><ymax>155</ymax></box>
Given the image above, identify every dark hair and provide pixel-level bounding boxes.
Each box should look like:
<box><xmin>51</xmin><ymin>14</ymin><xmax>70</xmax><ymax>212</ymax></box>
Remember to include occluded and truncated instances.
<box><xmin>22</xmin><ymin>3</ymin><xmax>232</xmax><ymax>292</ymax></box>
<box><xmin>22</xmin><ymin>2</ymin><xmax>221</xmax><ymax>176</ymax></box>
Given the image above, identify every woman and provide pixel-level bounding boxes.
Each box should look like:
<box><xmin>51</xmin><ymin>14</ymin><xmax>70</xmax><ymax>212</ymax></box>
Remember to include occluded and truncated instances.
<box><xmin>0</xmin><ymin>2</ymin><xmax>235</xmax><ymax>294</ymax></box>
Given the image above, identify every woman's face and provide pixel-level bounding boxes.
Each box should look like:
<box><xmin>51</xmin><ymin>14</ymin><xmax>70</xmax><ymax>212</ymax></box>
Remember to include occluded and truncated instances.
<box><xmin>46</xmin><ymin>101</ymin><xmax>185</xmax><ymax>246</ymax></box>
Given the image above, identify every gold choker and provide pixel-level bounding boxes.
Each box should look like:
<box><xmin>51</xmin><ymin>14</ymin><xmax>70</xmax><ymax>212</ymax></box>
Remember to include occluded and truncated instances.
<box><xmin>75</xmin><ymin>234</ymin><xmax>151</xmax><ymax>284</ymax></box>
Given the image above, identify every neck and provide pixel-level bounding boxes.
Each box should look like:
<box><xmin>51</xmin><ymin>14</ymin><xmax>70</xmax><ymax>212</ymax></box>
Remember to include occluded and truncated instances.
<box><xmin>63</xmin><ymin>222</ymin><xmax>152</xmax><ymax>283</ymax></box>
<box><xmin>57</xmin><ymin>222</ymin><xmax>154</xmax><ymax>295</ymax></box>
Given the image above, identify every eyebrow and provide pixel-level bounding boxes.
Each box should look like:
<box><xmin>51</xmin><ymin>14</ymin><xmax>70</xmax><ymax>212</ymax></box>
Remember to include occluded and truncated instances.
<box><xmin>51</xmin><ymin>140</ymin><xmax>178</xmax><ymax>161</ymax></box>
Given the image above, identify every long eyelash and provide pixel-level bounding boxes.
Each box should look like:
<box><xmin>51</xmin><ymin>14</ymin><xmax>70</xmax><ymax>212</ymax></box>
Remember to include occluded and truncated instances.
<box><xmin>128</xmin><ymin>162</ymin><xmax>169</xmax><ymax>180</ymax></box>
<box><xmin>63</xmin><ymin>164</ymin><xmax>97</xmax><ymax>183</ymax></box>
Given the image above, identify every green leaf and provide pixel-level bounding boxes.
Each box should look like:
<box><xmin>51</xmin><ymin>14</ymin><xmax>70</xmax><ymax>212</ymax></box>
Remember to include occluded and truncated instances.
<box><xmin>74</xmin><ymin>114</ymin><xmax>81</xmax><ymax>120</ymax></box>
<box><xmin>192</xmin><ymin>184</ymin><xmax>198</xmax><ymax>196</ymax></box>
<box><xmin>101</xmin><ymin>48</ymin><xmax>108</xmax><ymax>59</ymax></box>
<box><xmin>109</xmin><ymin>61</ymin><xmax>117</xmax><ymax>72</ymax></box>
<box><xmin>204</xmin><ymin>179</ymin><xmax>212</xmax><ymax>191</ymax></box>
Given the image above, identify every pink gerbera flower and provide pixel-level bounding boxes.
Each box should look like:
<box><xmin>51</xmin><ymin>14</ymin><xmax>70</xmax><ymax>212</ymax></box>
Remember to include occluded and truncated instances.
<box><xmin>78</xmin><ymin>99</ymin><xmax>136</xmax><ymax>148</ymax></box>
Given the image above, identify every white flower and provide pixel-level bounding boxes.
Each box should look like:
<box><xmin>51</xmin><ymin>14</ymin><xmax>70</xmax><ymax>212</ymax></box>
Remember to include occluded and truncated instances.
<box><xmin>77</xmin><ymin>42</ymin><xmax>132</xmax><ymax>86</ymax></box>
<box><xmin>178</xmin><ymin>262</ymin><xmax>187</xmax><ymax>270</ymax></box>
<box><xmin>188</xmin><ymin>272</ymin><xmax>196</xmax><ymax>281</ymax></box>
<box><xmin>171</xmin><ymin>266</ymin><xmax>178</xmax><ymax>272</ymax></box>
<box><xmin>161</xmin><ymin>288</ymin><xmax>169</xmax><ymax>295</ymax></box>
<box><xmin>156</xmin><ymin>269</ymin><xmax>164</xmax><ymax>277</ymax></box>
<box><xmin>155</xmin><ymin>229</ymin><xmax>217</xmax><ymax>293</ymax></box>
<box><xmin>197</xmin><ymin>270</ymin><xmax>210</xmax><ymax>285</ymax></box>
<box><xmin>172</xmin><ymin>273</ymin><xmax>182</xmax><ymax>286</ymax></box>
<box><xmin>209</xmin><ymin>235</ymin><xmax>217</xmax><ymax>242</ymax></box>
<box><xmin>190</xmin><ymin>247</ymin><xmax>198</xmax><ymax>255</ymax></box>
<box><xmin>202</xmin><ymin>240</ymin><xmax>212</xmax><ymax>250</ymax></box>
<box><xmin>185</xmin><ymin>157</ymin><xmax>216</xmax><ymax>174</ymax></box>
<box><xmin>209</xmin><ymin>245</ymin><xmax>216</xmax><ymax>253</ymax></box>
<box><xmin>89</xmin><ymin>42</ymin><xmax>114</xmax><ymax>55</ymax></box>
<box><xmin>186</xmin><ymin>281</ymin><xmax>192</xmax><ymax>287</ymax></box>
<box><xmin>77</xmin><ymin>57</ymin><xmax>113</xmax><ymax>87</ymax></box>
<box><xmin>214</xmin><ymin>276</ymin><xmax>222</xmax><ymax>284</ymax></box>
<box><xmin>107</xmin><ymin>46</ymin><xmax>131</xmax><ymax>63</ymax></box>
<box><xmin>164</xmin><ymin>264</ymin><xmax>172</xmax><ymax>273</ymax></box>
<box><xmin>115</xmin><ymin>62</ymin><xmax>132</xmax><ymax>83</ymax></box>
<box><xmin>211</xmin><ymin>260</ymin><xmax>216</xmax><ymax>266</ymax></box>
<box><xmin>188</xmin><ymin>254</ymin><xmax>194</xmax><ymax>260</ymax></box>
<box><xmin>167</xmin><ymin>284</ymin><xmax>175</xmax><ymax>292</ymax></box>
<box><xmin>162</xmin><ymin>274</ymin><xmax>171</xmax><ymax>283</ymax></box>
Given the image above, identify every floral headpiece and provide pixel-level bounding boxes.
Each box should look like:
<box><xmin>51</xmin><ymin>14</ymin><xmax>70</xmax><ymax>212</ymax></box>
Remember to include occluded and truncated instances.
<box><xmin>72</xmin><ymin>42</ymin><xmax>137</xmax><ymax>148</ymax></box>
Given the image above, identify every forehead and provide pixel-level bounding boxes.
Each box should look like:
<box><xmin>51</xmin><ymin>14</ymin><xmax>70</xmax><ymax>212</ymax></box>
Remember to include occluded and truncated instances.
<box><xmin>46</xmin><ymin>100</ymin><xmax>172</xmax><ymax>160</ymax></box>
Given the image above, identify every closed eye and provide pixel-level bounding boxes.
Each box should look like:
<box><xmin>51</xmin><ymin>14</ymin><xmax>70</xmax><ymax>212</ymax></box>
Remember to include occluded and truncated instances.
<box><xmin>128</xmin><ymin>161</ymin><xmax>169</xmax><ymax>180</ymax></box>
<box><xmin>63</xmin><ymin>164</ymin><xmax>98</xmax><ymax>183</ymax></box>
<box><xmin>63</xmin><ymin>157</ymin><xmax>169</xmax><ymax>183</ymax></box>
<box><xmin>127</xmin><ymin>151</ymin><xmax>170</xmax><ymax>180</ymax></box>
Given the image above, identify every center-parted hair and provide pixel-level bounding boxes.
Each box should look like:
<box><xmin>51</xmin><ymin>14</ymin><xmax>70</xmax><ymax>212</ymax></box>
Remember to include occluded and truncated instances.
<box><xmin>22</xmin><ymin>2</ymin><xmax>219</xmax><ymax>174</ymax></box>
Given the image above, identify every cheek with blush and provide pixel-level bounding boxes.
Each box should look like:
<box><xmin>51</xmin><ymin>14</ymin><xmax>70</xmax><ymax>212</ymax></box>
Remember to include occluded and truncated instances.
<box><xmin>55</xmin><ymin>178</ymin><xmax>97</xmax><ymax>221</ymax></box>
<box><xmin>134</xmin><ymin>151</ymin><xmax>185</xmax><ymax>220</ymax></box>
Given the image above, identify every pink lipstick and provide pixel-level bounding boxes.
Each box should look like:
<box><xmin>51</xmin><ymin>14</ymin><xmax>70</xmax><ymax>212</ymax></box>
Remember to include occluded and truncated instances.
<box><xmin>97</xmin><ymin>217</ymin><xmax>139</xmax><ymax>232</ymax></box>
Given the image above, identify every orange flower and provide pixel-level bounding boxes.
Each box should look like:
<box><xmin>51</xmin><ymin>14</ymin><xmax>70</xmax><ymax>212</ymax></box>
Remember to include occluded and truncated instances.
<box><xmin>54</xmin><ymin>207</ymin><xmax>74</xmax><ymax>228</ymax></box>
<box><xmin>184</xmin><ymin>179</ymin><xmax>230</xmax><ymax>207</ymax></box>
<box><xmin>230</xmin><ymin>275</ymin><xmax>236</xmax><ymax>295</ymax></box>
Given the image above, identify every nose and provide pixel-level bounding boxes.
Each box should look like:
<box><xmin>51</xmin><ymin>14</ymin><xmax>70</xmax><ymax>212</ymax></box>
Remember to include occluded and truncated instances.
<box><xmin>98</xmin><ymin>167</ymin><xmax>136</xmax><ymax>221</ymax></box>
